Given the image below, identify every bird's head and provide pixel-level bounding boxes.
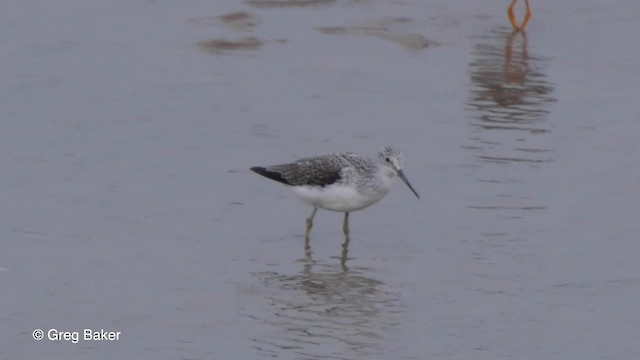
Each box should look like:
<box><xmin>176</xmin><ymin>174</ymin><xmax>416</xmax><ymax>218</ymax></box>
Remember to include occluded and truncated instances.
<box><xmin>378</xmin><ymin>146</ymin><xmax>419</xmax><ymax>199</ymax></box>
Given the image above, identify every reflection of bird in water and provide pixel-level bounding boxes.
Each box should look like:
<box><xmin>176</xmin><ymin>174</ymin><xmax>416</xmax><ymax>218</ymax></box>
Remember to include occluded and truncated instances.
<box><xmin>251</xmin><ymin>256</ymin><xmax>399</xmax><ymax>358</ymax></box>
<box><xmin>508</xmin><ymin>0</ymin><xmax>532</xmax><ymax>31</ymax></box>
<box><xmin>466</xmin><ymin>27</ymin><xmax>555</xmax><ymax>165</ymax></box>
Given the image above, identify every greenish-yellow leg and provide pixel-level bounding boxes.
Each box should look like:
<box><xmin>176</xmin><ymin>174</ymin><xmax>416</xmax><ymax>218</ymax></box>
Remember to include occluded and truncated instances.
<box><xmin>342</xmin><ymin>212</ymin><xmax>350</xmax><ymax>238</ymax></box>
<box><xmin>305</xmin><ymin>207</ymin><xmax>318</xmax><ymax>238</ymax></box>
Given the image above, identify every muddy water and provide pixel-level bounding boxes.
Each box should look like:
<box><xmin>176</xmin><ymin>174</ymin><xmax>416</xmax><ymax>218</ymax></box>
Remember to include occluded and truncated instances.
<box><xmin>2</xmin><ymin>0</ymin><xmax>640</xmax><ymax>359</ymax></box>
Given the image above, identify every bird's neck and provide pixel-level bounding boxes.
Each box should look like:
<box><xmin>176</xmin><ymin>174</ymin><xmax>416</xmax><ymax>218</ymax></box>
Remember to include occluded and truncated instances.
<box><xmin>371</xmin><ymin>166</ymin><xmax>395</xmax><ymax>193</ymax></box>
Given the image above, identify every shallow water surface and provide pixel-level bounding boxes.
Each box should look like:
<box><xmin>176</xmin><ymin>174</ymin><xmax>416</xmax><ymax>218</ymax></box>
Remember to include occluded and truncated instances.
<box><xmin>2</xmin><ymin>0</ymin><xmax>640</xmax><ymax>359</ymax></box>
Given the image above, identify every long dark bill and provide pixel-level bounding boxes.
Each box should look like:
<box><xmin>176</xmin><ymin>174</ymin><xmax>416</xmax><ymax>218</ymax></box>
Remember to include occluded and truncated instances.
<box><xmin>397</xmin><ymin>169</ymin><xmax>420</xmax><ymax>199</ymax></box>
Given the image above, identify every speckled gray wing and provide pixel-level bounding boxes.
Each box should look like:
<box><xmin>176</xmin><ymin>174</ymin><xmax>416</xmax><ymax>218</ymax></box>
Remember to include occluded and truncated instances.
<box><xmin>251</xmin><ymin>155</ymin><xmax>346</xmax><ymax>187</ymax></box>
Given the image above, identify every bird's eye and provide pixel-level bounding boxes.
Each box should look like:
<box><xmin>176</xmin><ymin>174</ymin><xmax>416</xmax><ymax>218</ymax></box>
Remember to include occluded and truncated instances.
<box><xmin>385</xmin><ymin>157</ymin><xmax>391</xmax><ymax>162</ymax></box>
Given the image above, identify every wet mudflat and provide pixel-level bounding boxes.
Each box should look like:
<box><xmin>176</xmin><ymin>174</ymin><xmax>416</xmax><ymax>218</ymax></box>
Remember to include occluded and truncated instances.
<box><xmin>2</xmin><ymin>0</ymin><xmax>640</xmax><ymax>359</ymax></box>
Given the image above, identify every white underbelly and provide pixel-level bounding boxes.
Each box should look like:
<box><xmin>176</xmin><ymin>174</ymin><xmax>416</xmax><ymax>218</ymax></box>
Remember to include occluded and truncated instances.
<box><xmin>290</xmin><ymin>184</ymin><xmax>387</xmax><ymax>212</ymax></box>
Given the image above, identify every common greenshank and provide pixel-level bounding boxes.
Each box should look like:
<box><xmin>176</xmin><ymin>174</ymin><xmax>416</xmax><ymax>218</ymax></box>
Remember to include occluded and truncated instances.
<box><xmin>251</xmin><ymin>146</ymin><xmax>419</xmax><ymax>239</ymax></box>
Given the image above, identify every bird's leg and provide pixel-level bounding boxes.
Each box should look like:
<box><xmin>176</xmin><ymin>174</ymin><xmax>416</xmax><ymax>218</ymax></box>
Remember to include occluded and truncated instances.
<box><xmin>521</xmin><ymin>0</ymin><xmax>531</xmax><ymax>30</ymax></box>
<box><xmin>507</xmin><ymin>0</ymin><xmax>518</xmax><ymax>29</ymax></box>
<box><xmin>339</xmin><ymin>212</ymin><xmax>351</xmax><ymax>271</ymax></box>
<box><xmin>342</xmin><ymin>212</ymin><xmax>350</xmax><ymax>239</ymax></box>
<box><xmin>305</xmin><ymin>207</ymin><xmax>318</xmax><ymax>239</ymax></box>
<box><xmin>508</xmin><ymin>0</ymin><xmax>532</xmax><ymax>31</ymax></box>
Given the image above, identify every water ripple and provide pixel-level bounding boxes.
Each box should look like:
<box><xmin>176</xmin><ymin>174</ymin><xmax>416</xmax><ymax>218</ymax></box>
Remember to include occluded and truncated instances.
<box><xmin>249</xmin><ymin>257</ymin><xmax>402</xmax><ymax>359</ymax></box>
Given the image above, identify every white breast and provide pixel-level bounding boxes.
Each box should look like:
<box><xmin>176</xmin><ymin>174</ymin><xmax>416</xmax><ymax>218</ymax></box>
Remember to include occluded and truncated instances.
<box><xmin>291</xmin><ymin>182</ymin><xmax>390</xmax><ymax>212</ymax></box>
